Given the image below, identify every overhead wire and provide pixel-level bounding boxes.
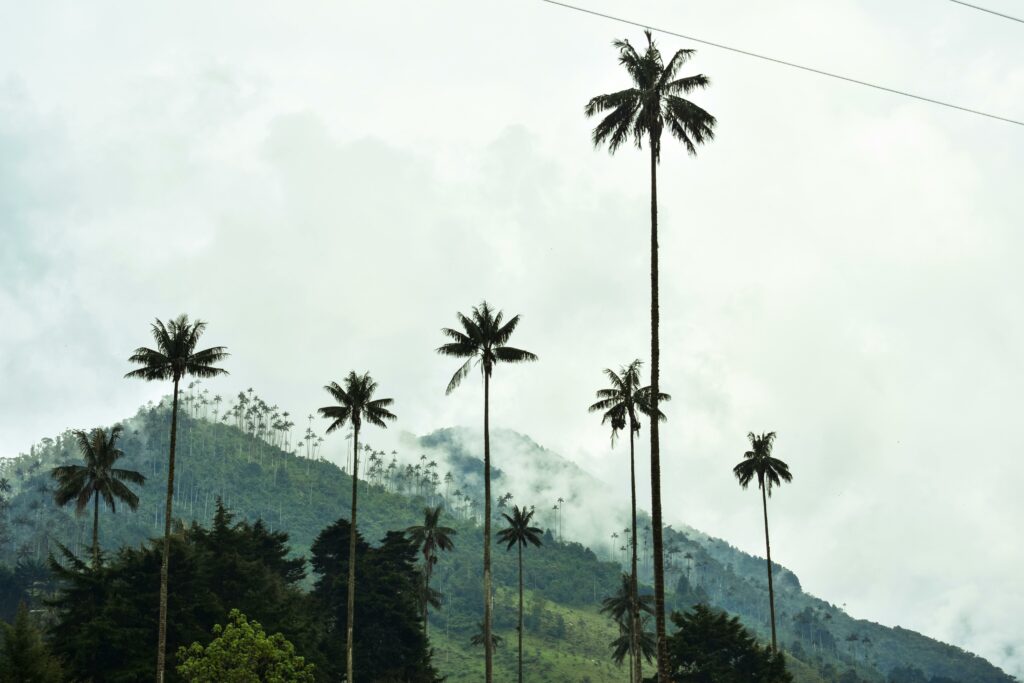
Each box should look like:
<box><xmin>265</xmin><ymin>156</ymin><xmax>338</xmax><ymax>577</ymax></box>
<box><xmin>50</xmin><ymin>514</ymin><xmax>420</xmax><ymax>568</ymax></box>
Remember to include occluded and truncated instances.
<box><xmin>947</xmin><ymin>0</ymin><xmax>1024</xmax><ymax>25</ymax></box>
<box><xmin>539</xmin><ymin>0</ymin><xmax>1024</xmax><ymax>128</ymax></box>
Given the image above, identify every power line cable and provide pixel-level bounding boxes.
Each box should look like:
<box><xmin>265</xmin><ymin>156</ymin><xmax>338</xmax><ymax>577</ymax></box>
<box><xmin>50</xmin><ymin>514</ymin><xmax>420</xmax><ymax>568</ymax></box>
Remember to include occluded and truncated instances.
<box><xmin>539</xmin><ymin>0</ymin><xmax>1024</xmax><ymax>127</ymax></box>
<box><xmin>947</xmin><ymin>0</ymin><xmax>1024</xmax><ymax>25</ymax></box>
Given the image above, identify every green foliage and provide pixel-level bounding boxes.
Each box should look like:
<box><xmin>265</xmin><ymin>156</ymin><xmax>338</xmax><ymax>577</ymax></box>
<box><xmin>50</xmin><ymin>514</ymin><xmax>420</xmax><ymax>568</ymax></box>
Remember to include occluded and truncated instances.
<box><xmin>0</xmin><ymin>603</ymin><xmax>62</xmax><ymax>683</ymax></box>
<box><xmin>176</xmin><ymin>609</ymin><xmax>315</xmax><ymax>683</ymax></box>
<box><xmin>309</xmin><ymin>519</ymin><xmax>440</xmax><ymax>682</ymax></box>
<box><xmin>663</xmin><ymin>604</ymin><xmax>792</xmax><ymax>682</ymax></box>
<box><xmin>46</xmin><ymin>502</ymin><xmax>318</xmax><ymax>682</ymax></box>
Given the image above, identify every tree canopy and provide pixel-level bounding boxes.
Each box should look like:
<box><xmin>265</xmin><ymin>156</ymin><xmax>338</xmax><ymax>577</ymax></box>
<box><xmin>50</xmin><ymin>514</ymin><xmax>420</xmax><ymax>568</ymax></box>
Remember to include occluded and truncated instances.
<box><xmin>663</xmin><ymin>604</ymin><xmax>792</xmax><ymax>682</ymax></box>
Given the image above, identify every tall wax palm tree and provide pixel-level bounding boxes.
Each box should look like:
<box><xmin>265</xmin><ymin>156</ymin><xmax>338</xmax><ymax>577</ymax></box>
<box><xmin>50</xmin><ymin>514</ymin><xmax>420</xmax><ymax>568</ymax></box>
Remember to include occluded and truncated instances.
<box><xmin>590</xmin><ymin>359</ymin><xmax>669</xmax><ymax>683</ymax></box>
<box><xmin>319</xmin><ymin>371</ymin><xmax>396</xmax><ymax>683</ymax></box>
<box><xmin>732</xmin><ymin>431</ymin><xmax>793</xmax><ymax>652</ymax></box>
<box><xmin>125</xmin><ymin>314</ymin><xmax>227</xmax><ymax>682</ymax></box>
<box><xmin>51</xmin><ymin>425</ymin><xmax>145</xmax><ymax>567</ymax></box>
<box><xmin>437</xmin><ymin>300</ymin><xmax>537</xmax><ymax>683</ymax></box>
<box><xmin>602</xmin><ymin>573</ymin><xmax>656</xmax><ymax>679</ymax></box>
<box><xmin>556</xmin><ymin>496</ymin><xmax>565</xmax><ymax>541</ymax></box>
<box><xmin>586</xmin><ymin>31</ymin><xmax>715</xmax><ymax>681</ymax></box>
<box><xmin>406</xmin><ymin>505</ymin><xmax>457</xmax><ymax>635</ymax></box>
<box><xmin>497</xmin><ymin>505</ymin><xmax>543</xmax><ymax>683</ymax></box>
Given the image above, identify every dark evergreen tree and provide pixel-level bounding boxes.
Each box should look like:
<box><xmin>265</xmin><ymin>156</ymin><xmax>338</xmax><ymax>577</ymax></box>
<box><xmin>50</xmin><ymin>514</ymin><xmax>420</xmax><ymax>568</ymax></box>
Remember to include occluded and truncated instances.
<box><xmin>662</xmin><ymin>604</ymin><xmax>791</xmax><ymax>682</ymax></box>
<box><xmin>46</xmin><ymin>502</ymin><xmax>317</xmax><ymax>682</ymax></box>
<box><xmin>310</xmin><ymin>519</ymin><xmax>440</xmax><ymax>682</ymax></box>
<box><xmin>0</xmin><ymin>603</ymin><xmax>63</xmax><ymax>682</ymax></box>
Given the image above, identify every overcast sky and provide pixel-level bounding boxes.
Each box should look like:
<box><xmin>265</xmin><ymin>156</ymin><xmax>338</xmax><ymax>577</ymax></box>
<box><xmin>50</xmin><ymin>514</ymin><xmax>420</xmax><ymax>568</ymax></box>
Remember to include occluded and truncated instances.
<box><xmin>2</xmin><ymin>0</ymin><xmax>1022</xmax><ymax>676</ymax></box>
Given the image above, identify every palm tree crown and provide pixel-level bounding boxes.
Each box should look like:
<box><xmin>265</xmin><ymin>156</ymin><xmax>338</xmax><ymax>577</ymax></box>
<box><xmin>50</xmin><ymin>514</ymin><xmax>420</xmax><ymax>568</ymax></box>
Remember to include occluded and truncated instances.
<box><xmin>589</xmin><ymin>359</ymin><xmax>669</xmax><ymax>442</ymax></box>
<box><xmin>497</xmin><ymin>505</ymin><xmax>543</xmax><ymax>552</ymax></box>
<box><xmin>125</xmin><ymin>315</ymin><xmax>229</xmax><ymax>383</ymax></box>
<box><xmin>52</xmin><ymin>426</ymin><xmax>145</xmax><ymax>515</ymax></box>
<box><xmin>437</xmin><ymin>301</ymin><xmax>538</xmax><ymax>394</ymax></box>
<box><xmin>406</xmin><ymin>505</ymin><xmax>457</xmax><ymax>565</ymax></box>
<box><xmin>51</xmin><ymin>425</ymin><xmax>145</xmax><ymax>565</ymax></box>
<box><xmin>585</xmin><ymin>30</ymin><xmax>715</xmax><ymax>158</ymax></box>
<box><xmin>601</xmin><ymin>572</ymin><xmax>654</xmax><ymax>625</ymax></box>
<box><xmin>733</xmin><ymin>432</ymin><xmax>793</xmax><ymax>496</ymax></box>
<box><xmin>319</xmin><ymin>371</ymin><xmax>397</xmax><ymax>433</ymax></box>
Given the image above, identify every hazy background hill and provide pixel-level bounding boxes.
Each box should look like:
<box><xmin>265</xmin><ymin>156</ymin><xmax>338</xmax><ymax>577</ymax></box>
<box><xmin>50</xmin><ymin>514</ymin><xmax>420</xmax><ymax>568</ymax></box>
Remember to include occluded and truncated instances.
<box><xmin>0</xmin><ymin>398</ymin><xmax>1015</xmax><ymax>683</ymax></box>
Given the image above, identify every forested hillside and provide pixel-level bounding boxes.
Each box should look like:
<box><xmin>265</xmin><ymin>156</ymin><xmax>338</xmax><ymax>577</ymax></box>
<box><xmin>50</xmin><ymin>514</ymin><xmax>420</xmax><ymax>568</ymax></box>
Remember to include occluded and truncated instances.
<box><xmin>0</xmin><ymin>393</ymin><xmax>1014</xmax><ymax>682</ymax></box>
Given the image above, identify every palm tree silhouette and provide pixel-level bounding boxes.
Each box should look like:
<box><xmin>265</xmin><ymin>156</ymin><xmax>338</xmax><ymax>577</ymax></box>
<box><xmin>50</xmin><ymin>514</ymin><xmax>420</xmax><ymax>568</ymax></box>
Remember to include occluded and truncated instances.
<box><xmin>51</xmin><ymin>425</ymin><xmax>145</xmax><ymax>567</ymax></box>
<box><xmin>437</xmin><ymin>300</ymin><xmax>537</xmax><ymax>683</ymax></box>
<box><xmin>556</xmin><ymin>496</ymin><xmax>565</xmax><ymax>541</ymax></box>
<box><xmin>497</xmin><ymin>505</ymin><xmax>543</xmax><ymax>683</ymax></box>
<box><xmin>125</xmin><ymin>314</ymin><xmax>227</xmax><ymax>682</ymax></box>
<box><xmin>319</xmin><ymin>371</ymin><xmax>397</xmax><ymax>683</ymax></box>
<box><xmin>590</xmin><ymin>359</ymin><xmax>669</xmax><ymax>682</ymax></box>
<box><xmin>602</xmin><ymin>572</ymin><xmax>655</xmax><ymax>679</ymax></box>
<box><xmin>406</xmin><ymin>505</ymin><xmax>456</xmax><ymax>636</ymax></box>
<box><xmin>732</xmin><ymin>431</ymin><xmax>793</xmax><ymax>652</ymax></box>
<box><xmin>586</xmin><ymin>31</ymin><xmax>715</xmax><ymax>682</ymax></box>
<box><xmin>470</xmin><ymin>622</ymin><xmax>503</xmax><ymax>652</ymax></box>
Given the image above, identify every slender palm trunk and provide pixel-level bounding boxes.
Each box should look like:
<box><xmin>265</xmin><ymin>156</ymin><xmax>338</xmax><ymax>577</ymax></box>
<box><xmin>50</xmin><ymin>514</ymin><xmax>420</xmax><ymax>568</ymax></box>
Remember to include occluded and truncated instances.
<box><xmin>423</xmin><ymin>553</ymin><xmax>432</xmax><ymax>636</ymax></box>
<box><xmin>156</xmin><ymin>376</ymin><xmax>179</xmax><ymax>683</ymax></box>
<box><xmin>517</xmin><ymin>543</ymin><xmax>524</xmax><ymax>683</ymax></box>
<box><xmin>347</xmin><ymin>424</ymin><xmax>360</xmax><ymax>682</ymax></box>
<box><xmin>648</xmin><ymin>139</ymin><xmax>668</xmax><ymax>683</ymax></box>
<box><xmin>761</xmin><ymin>483</ymin><xmax>777</xmax><ymax>652</ymax></box>
<box><xmin>628</xmin><ymin>424</ymin><xmax>641</xmax><ymax>683</ymax></box>
<box><xmin>483</xmin><ymin>371</ymin><xmax>494</xmax><ymax>683</ymax></box>
<box><xmin>92</xmin><ymin>492</ymin><xmax>100</xmax><ymax>568</ymax></box>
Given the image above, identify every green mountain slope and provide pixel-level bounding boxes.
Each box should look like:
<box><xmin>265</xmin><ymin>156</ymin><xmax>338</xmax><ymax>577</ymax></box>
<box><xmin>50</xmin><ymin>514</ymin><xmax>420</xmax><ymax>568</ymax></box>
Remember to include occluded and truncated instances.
<box><xmin>0</xmin><ymin>396</ymin><xmax>1015</xmax><ymax>683</ymax></box>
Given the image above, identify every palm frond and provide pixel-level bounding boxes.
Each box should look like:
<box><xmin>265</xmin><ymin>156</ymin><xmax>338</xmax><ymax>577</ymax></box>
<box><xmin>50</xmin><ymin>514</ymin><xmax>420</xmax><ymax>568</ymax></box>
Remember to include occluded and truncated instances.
<box><xmin>590</xmin><ymin>97</ymin><xmax>641</xmax><ymax>153</ymax></box>
<box><xmin>663</xmin><ymin>94</ymin><xmax>716</xmax><ymax>155</ymax></box>
<box><xmin>457</xmin><ymin>311</ymin><xmax>485</xmax><ymax>342</ymax></box>
<box><xmin>494</xmin><ymin>314</ymin><xmax>521</xmax><ymax>346</ymax></box>
<box><xmin>658</xmin><ymin>48</ymin><xmax>697</xmax><ymax>87</ymax></box>
<box><xmin>493</xmin><ymin>347</ymin><xmax>538</xmax><ymax>364</ymax></box>
<box><xmin>112</xmin><ymin>468</ymin><xmax>146</xmax><ymax>486</ymax></box>
<box><xmin>107</xmin><ymin>479</ymin><xmax>141</xmax><ymax>511</ymax></box>
<box><xmin>445</xmin><ymin>357</ymin><xmax>474</xmax><ymax>395</ymax></box>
